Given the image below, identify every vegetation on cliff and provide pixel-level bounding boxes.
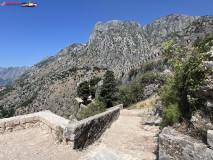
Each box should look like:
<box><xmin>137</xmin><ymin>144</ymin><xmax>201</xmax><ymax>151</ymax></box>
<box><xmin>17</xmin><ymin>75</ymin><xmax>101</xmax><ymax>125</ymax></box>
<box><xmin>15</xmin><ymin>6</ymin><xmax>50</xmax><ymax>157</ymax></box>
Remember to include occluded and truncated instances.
<box><xmin>160</xmin><ymin>37</ymin><xmax>213</xmax><ymax>128</ymax></box>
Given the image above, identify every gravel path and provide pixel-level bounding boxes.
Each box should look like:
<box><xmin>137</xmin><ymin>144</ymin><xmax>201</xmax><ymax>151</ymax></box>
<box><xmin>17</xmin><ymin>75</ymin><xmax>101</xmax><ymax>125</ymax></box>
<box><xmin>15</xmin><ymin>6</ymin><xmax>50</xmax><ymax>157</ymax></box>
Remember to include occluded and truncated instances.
<box><xmin>0</xmin><ymin>108</ymin><xmax>159</xmax><ymax>160</ymax></box>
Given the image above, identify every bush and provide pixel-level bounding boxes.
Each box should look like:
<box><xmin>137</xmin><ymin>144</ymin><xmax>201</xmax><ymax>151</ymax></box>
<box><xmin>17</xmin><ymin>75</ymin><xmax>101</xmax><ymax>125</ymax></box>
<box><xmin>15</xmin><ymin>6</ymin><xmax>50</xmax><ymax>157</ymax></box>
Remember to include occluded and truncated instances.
<box><xmin>0</xmin><ymin>106</ymin><xmax>15</xmax><ymax>118</ymax></box>
<box><xmin>128</xmin><ymin>68</ymin><xmax>138</xmax><ymax>78</ymax></box>
<box><xmin>76</xmin><ymin>100</ymin><xmax>106</xmax><ymax>120</ymax></box>
<box><xmin>193</xmin><ymin>36</ymin><xmax>213</xmax><ymax>53</ymax></box>
<box><xmin>130</xmin><ymin>82</ymin><xmax>144</xmax><ymax>102</ymax></box>
<box><xmin>116</xmin><ymin>86</ymin><xmax>135</xmax><ymax>108</ymax></box>
<box><xmin>140</xmin><ymin>71</ymin><xmax>167</xmax><ymax>85</ymax></box>
<box><xmin>160</xmin><ymin>40</ymin><xmax>209</xmax><ymax>128</ymax></box>
<box><xmin>161</xmin><ymin>103</ymin><xmax>180</xmax><ymax>128</ymax></box>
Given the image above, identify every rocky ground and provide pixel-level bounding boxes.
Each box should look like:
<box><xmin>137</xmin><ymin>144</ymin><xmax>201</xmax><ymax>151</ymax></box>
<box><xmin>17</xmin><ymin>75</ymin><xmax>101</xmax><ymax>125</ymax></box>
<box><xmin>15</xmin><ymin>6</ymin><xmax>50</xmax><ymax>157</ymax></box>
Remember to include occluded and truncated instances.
<box><xmin>0</xmin><ymin>107</ymin><xmax>159</xmax><ymax>160</ymax></box>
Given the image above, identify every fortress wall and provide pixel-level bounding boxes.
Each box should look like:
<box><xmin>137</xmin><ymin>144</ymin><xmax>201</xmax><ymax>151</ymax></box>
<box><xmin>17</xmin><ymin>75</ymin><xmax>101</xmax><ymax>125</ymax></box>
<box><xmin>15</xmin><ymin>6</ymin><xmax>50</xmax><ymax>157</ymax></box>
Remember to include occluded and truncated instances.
<box><xmin>64</xmin><ymin>104</ymin><xmax>123</xmax><ymax>150</ymax></box>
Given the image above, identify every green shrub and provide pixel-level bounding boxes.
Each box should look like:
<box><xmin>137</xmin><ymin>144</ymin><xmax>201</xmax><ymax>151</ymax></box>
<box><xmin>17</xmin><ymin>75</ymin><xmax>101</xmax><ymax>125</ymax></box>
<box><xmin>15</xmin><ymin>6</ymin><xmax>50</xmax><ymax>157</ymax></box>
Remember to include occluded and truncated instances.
<box><xmin>140</xmin><ymin>71</ymin><xmax>167</xmax><ymax>85</ymax></box>
<box><xmin>116</xmin><ymin>86</ymin><xmax>135</xmax><ymax>108</ymax></box>
<box><xmin>161</xmin><ymin>103</ymin><xmax>180</xmax><ymax>127</ymax></box>
<box><xmin>19</xmin><ymin>94</ymin><xmax>37</xmax><ymax>108</ymax></box>
<box><xmin>76</xmin><ymin>99</ymin><xmax>106</xmax><ymax>120</ymax></box>
<box><xmin>55</xmin><ymin>126</ymin><xmax>64</xmax><ymax>142</ymax></box>
<box><xmin>130</xmin><ymin>82</ymin><xmax>144</xmax><ymax>101</ymax></box>
<box><xmin>160</xmin><ymin>40</ymin><xmax>209</xmax><ymax>128</ymax></box>
<box><xmin>128</xmin><ymin>68</ymin><xmax>138</xmax><ymax>78</ymax></box>
<box><xmin>0</xmin><ymin>106</ymin><xmax>15</xmax><ymax>118</ymax></box>
<box><xmin>193</xmin><ymin>36</ymin><xmax>213</xmax><ymax>53</ymax></box>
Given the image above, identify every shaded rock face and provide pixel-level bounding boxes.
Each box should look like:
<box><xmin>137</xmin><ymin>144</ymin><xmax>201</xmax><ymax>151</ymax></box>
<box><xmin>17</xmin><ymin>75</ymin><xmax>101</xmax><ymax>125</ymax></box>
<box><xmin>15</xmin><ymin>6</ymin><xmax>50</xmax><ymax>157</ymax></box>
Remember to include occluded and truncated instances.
<box><xmin>0</xmin><ymin>14</ymin><xmax>213</xmax><ymax>118</ymax></box>
<box><xmin>159</xmin><ymin>127</ymin><xmax>213</xmax><ymax>160</ymax></box>
<box><xmin>0</xmin><ymin>66</ymin><xmax>28</xmax><ymax>85</ymax></box>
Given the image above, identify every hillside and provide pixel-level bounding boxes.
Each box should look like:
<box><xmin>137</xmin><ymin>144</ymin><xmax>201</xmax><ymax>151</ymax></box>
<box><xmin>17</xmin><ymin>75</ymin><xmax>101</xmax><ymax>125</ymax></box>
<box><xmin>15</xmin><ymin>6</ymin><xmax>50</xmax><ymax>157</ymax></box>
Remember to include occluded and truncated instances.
<box><xmin>0</xmin><ymin>14</ymin><xmax>213</xmax><ymax>118</ymax></box>
<box><xmin>0</xmin><ymin>66</ymin><xmax>28</xmax><ymax>86</ymax></box>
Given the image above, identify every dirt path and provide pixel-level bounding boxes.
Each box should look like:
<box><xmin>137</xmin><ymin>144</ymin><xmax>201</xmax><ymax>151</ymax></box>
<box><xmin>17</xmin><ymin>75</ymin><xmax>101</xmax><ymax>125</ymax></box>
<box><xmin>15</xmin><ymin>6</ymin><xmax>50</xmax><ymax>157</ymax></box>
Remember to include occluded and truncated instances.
<box><xmin>0</xmin><ymin>108</ymin><xmax>159</xmax><ymax>160</ymax></box>
<box><xmin>82</xmin><ymin>108</ymin><xmax>159</xmax><ymax>160</ymax></box>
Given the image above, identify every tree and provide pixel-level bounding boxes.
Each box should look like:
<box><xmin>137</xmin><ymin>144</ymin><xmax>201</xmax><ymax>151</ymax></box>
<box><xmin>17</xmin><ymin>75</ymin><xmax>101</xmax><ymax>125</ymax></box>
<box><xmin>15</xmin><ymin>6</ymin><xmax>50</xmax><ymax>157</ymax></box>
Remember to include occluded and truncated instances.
<box><xmin>99</xmin><ymin>70</ymin><xmax>117</xmax><ymax>107</ymax></box>
<box><xmin>130</xmin><ymin>82</ymin><xmax>144</xmax><ymax>102</ymax></box>
<box><xmin>89</xmin><ymin>77</ymin><xmax>101</xmax><ymax>99</ymax></box>
<box><xmin>77</xmin><ymin>81</ymin><xmax>90</xmax><ymax>103</ymax></box>
<box><xmin>117</xmin><ymin>86</ymin><xmax>135</xmax><ymax>108</ymax></box>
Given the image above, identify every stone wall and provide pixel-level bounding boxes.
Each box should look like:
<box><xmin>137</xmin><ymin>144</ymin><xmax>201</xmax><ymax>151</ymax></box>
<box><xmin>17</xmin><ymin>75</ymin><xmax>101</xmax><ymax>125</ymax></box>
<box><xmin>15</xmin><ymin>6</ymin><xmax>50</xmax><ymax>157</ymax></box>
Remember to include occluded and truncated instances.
<box><xmin>159</xmin><ymin>127</ymin><xmax>213</xmax><ymax>160</ymax></box>
<box><xmin>0</xmin><ymin>110</ymin><xmax>70</xmax><ymax>134</ymax></box>
<box><xmin>0</xmin><ymin>104</ymin><xmax>122</xmax><ymax>150</ymax></box>
<box><xmin>64</xmin><ymin>104</ymin><xmax>122</xmax><ymax>150</ymax></box>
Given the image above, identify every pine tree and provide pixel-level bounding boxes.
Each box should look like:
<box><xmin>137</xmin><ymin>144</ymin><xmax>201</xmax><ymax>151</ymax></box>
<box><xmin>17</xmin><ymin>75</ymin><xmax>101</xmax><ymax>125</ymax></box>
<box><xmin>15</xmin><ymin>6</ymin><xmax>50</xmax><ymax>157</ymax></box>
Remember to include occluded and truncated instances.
<box><xmin>99</xmin><ymin>70</ymin><xmax>117</xmax><ymax>107</ymax></box>
<box><xmin>77</xmin><ymin>81</ymin><xmax>90</xmax><ymax>103</ymax></box>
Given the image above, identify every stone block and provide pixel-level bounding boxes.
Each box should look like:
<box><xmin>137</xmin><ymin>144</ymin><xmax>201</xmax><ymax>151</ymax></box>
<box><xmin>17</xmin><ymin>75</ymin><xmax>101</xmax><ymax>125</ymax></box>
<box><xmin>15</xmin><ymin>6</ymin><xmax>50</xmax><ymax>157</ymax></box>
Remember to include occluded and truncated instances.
<box><xmin>0</xmin><ymin>128</ymin><xmax>5</xmax><ymax>134</ymax></box>
<box><xmin>207</xmin><ymin>130</ymin><xmax>213</xmax><ymax>148</ymax></box>
<box><xmin>6</xmin><ymin>121</ymin><xmax>13</xmax><ymax>128</ymax></box>
<box><xmin>13</xmin><ymin>119</ymin><xmax>20</xmax><ymax>125</ymax></box>
<box><xmin>0</xmin><ymin>122</ymin><xmax>5</xmax><ymax>128</ymax></box>
<box><xmin>5</xmin><ymin>128</ymin><xmax>12</xmax><ymax>133</ymax></box>
<box><xmin>25</xmin><ymin>117</ymin><xmax>34</xmax><ymax>123</ymax></box>
<box><xmin>33</xmin><ymin>122</ymin><xmax>40</xmax><ymax>128</ymax></box>
<box><xmin>20</xmin><ymin>118</ymin><xmax>26</xmax><ymax>124</ymax></box>
<box><xmin>33</xmin><ymin>116</ymin><xmax>40</xmax><ymax>121</ymax></box>
<box><xmin>25</xmin><ymin>123</ymin><xmax>33</xmax><ymax>129</ymax></box>
<box><xmin>14</xmin><ymin>126</ymin><xmax>24</xmax><ymax>131</ymax></box>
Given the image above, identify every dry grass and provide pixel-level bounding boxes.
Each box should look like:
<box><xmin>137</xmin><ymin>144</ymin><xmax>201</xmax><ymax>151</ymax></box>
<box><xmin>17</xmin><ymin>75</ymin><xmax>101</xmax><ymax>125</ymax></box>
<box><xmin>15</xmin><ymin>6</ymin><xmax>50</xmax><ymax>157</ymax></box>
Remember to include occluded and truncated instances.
<box><xmin>128</xmin><ymin>96</ymin><xmax>160</xmax><ymax>110</ymax></box>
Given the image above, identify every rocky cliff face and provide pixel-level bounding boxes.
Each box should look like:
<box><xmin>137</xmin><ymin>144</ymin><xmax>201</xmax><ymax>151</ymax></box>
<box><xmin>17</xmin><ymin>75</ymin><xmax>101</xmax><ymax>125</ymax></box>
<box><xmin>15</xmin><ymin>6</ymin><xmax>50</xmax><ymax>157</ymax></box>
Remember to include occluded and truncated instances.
<box><xmin>0</xmin><ymin>14</ymin><xmax>213</xmax><ymax>118</ymax></box>
<box><xmin>0</xmin><ymin>66</ymin><xmax>28</xmax><ymax>86</ymax></box>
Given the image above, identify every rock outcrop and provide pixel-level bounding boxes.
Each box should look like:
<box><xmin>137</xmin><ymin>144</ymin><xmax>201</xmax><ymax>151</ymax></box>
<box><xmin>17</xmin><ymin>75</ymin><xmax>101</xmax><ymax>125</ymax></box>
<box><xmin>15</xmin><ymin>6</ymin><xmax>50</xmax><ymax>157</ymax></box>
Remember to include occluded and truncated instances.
<box><xmin>159</xmin><ymin>127</ymin><xmax>213</xmax><ymax>160</ymax></box>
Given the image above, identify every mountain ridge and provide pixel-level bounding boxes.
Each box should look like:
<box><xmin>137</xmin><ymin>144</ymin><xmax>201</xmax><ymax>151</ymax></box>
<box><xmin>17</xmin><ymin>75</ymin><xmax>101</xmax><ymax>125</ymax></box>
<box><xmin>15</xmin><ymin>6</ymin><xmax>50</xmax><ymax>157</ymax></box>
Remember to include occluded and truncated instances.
<box><xmin>0</xmin><ymin>66</ymin><xmax>29</xmax><ymax>86</ymax></box>
<box><xmin>0</xmin><ymin>14</ymin><xmax>213</xmax><ymax>118</ymax></box>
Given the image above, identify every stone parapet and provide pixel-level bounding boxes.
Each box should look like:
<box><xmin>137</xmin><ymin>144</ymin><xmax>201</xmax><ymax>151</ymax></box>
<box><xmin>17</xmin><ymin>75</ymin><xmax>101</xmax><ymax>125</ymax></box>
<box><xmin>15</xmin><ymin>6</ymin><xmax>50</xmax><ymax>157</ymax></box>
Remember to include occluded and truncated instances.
<box><xmin>64</xmin><ymin>105</ymin><xmax>122</xmax><ymax>149</ymax></box>
<box><xmin>0</xmin><ymin>110</ymin><xmax>70</xmax><ymax>134</ymax></box>
<box><xmin>0</xmin><ymin>104</ymin><xmax>122</xmax><ymax>150</ymax></box>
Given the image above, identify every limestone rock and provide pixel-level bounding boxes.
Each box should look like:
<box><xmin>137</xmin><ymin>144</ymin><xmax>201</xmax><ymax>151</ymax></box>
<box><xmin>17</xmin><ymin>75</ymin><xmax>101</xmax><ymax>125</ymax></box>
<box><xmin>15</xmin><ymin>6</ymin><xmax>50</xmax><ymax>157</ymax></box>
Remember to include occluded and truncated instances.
<box><xmin>159</xmin><ymin>127</ymin><xmax>213</xmax><ymax>160</ymax></box>
<box><xmin>207</xmin><ymin>130</ymin><xmax>213</xmax><ymax>148</ymax></box>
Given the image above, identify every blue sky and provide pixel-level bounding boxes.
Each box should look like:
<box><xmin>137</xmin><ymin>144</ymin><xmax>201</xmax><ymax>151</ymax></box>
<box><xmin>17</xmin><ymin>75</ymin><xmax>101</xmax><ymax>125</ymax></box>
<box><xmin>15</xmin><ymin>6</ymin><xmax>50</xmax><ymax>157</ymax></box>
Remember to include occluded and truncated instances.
<box><xmin>0</xmin><ymin>0</ymin><xmax>212</xmax><ymax>67</ymax></box>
